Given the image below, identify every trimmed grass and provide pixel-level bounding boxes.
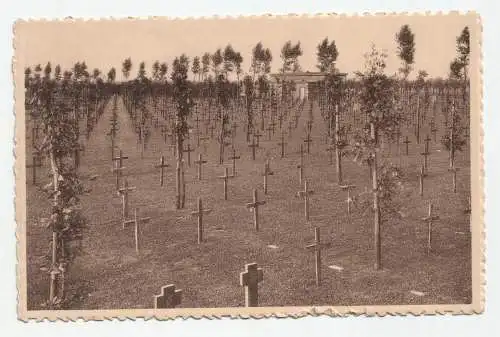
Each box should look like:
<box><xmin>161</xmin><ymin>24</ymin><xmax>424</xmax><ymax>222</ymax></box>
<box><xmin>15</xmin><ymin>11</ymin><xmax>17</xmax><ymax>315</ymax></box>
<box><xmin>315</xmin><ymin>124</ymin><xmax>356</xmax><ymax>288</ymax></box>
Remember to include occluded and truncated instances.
<box><xmin>26</xmin><ymin>97</ymin><xmax>471</xmax><ymax>309</ymax></box>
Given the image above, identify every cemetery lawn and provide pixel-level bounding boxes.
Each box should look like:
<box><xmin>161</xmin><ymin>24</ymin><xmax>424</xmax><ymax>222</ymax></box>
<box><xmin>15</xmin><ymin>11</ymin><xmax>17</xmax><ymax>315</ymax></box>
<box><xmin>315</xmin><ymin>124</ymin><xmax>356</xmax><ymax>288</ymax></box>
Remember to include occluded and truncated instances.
<box><xmin>25</xmin><ymin>98</ymin><xmax>472</xmax><ymax>309</ymax></box>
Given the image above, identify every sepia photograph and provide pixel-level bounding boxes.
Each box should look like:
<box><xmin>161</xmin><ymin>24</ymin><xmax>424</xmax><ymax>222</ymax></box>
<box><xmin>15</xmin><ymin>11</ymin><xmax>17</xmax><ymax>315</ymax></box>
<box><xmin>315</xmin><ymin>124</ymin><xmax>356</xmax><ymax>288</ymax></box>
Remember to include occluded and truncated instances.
<box><xmin>14</xmin><ymin>12</ymin><xmax>483</xmax><ymax>319</ymax></box>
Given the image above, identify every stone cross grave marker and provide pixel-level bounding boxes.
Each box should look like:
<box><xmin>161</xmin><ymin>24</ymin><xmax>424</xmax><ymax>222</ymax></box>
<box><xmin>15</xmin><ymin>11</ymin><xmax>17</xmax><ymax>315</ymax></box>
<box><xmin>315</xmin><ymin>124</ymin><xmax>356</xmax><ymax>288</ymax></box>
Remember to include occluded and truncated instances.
<box><xmin>404</xmin><ymin>136</ymin><xmax>411</xmax><ymax>156</ymax></box>
<box><xmin>303</xmin><ymin>133</ymin><xmax>313</xmax><ymax>154</ymax></box>
<box><xmin>26</xmin><ymin>151</ymin><xmax>42</xmax><ymax>185</ymax></box>
<box><xmin>155</xmin><ymin>155</ymin><xmax>170</xmax><ymax>187</ymax></box>
<box><xmin>228</xmin><ymin>148</ymin><xmax>240</xmax><ymax>177</ymax></box>
<box><xmin>297</xmin><ymin>180</ymin><xmax>314</xmax><ymax>221</ymax></box>
<box><xmin>246</xmin><ymin>189</ymin><xmax>266</xmax><ymax>231</ymax></box>
<box><xmin>111</xmin><ymin>150</ymin><xmax>129</xmax><ymax>191</ymax></box>
<box><xmin>421</xmin><ymin>135</ymin><xmax>432</xmax><ymax>173</ymax></box>
<box><xmin>277</xmin><ymin>132</ymin><xmax>287</xmax><ymax>158</ymax></box>
<box><xmin>248</xmin><ymin>136</ymin><xmax>258</xmax><ymax>161</ymax></box>
<box><xmin>123</xmin><ymin>208</ymin><xmax>151</xmax><ymax>254</ymax></box>
<box><xmin>183</xmin><ymin>143</ymin><xmax>194</xmax><ymax>167</ymax></box>
<box><xmin>194</xmin><ymin>153</ymin><xmax>207</xmax><ymax>180</ymax></box>
<box><xmin>340</xmin><ymin>184</ymin><xmax>357</xmax><ymax>216</ymax></box>
<box><xmin>306</xmin><ymin>227</ymin><xmax>332</xmax><ymax>285</ymax></box>
<box><xmin>154</xmin><ymin>284</ymin><xmax>182</xmax><ymax>309</ymax></box>
<box><xmin>262</xmin><ymin>159</ymin><xmax>274</xmax><ymax>195</ymax></box>
<box><xmin>118</xmin><ymin>178</ymin><xmax>136</xmax><ymax>226</ymax></box>
<box><xmin>422</xmin><ymin>202</ymin><xmax>440</xmax><ymax>254</ymax></box>
<box><xmin>297</xmin><ymin>144</ymin><xmax>305</xmax><ymax>184</ymax></box>
<box><xmin>191</xmin><ymin>197</ymin><xmax>212</xmax><ymax>244</ymax></box>
<box><xmin>239</xmin><ymin>262</ymin><xmax>264</xmax><ymax>307</ymax></box>
<box><xmin>218</xmin><ymin>167</ymin><xmax>233</xmax><ymax>201</ymax></box>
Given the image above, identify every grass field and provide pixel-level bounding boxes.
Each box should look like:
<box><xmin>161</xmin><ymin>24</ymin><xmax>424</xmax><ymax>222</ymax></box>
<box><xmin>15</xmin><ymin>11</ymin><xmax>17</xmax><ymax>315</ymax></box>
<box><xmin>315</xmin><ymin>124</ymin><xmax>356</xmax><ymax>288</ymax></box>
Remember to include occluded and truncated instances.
<box><xmin>25</xmin><ymin>96</ymin><xmax>471</xmax><ymax>309</ymax></box>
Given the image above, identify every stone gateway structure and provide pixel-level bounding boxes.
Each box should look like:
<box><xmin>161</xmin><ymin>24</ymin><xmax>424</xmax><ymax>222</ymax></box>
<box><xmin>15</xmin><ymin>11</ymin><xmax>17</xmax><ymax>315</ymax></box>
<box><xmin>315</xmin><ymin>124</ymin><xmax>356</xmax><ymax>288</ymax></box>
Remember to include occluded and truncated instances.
<box><xmin>269</xmin><ymin>71</ymin><xmax>347</xmax><ymax>101</ymax></box>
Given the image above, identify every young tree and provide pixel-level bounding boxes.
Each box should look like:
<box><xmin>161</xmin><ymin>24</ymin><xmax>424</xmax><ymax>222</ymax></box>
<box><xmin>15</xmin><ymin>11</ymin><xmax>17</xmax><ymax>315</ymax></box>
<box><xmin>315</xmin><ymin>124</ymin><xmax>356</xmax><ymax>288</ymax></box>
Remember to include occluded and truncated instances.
<box><xmin>352</xmin><ymin>45</ymin><xmax>402</xmax><ymax>270</ymax></box>
<box><xmin>33</xmin><ymin>67</ymin><xmax>86</xmax><ymax>308</ymax></box>
<box><xmin>215</xmin><ymin>73</ymin><xmax>231</xmax><ymax>164</ymax></box>
<box><xmin>211</xmin><ymin>48</ymin><xmax>223</xmax><ymax>77</ymax></box>
<box><xmin>456</xmin><ymin>26</ymin><xmax>470</xmax><ymax>82</ymax></box>
<box><xmin>280</xmin><ymin>41</ymin><xmax>303</xmax><ymax>73</ymax></box>
<box><xmin>280</xmin><ymin>41</ymin><xmax>302</xmax><ymax>102</ymax></box>
<box><xmin>159</xmin><ymin>62</ymin><xmax>168</xmax><ymax>81</ymax></box>
<box><xmin>316</xmin><ymin>37</ymin><xmax>339</xmax><ymax>73</ymax></box>
<box><xmin>152</xmin><ymin>61</ymin><xmax>160</xmax><ymax>81</ymax></box>
<box><xmin>223</xmin><ymin>44</ymin><xmax>236</xmax><ymax>76</ymax></box>
<box><xmin>122</xmin><ymin>57</ymin><xmax>133</xmax><ymax>80</ymax></box>
<box><xmin>444</xmin><ymin>26</ymin><xmax>470</xmax><ymax>166</ymax></box>
<box><xmin>201</xmin><ymin>53</ymin><xmax>211</xmax><ymax>81</ymax></box>
<box><xmin>243</xmin><ymin>75</ymin><xmax>255</xmax><ymax>141</ymax></box>
<box><xmin>395</xmin><ymin>24</ymin><xmax>415</xmax><ymax>79</ymax></box>
<box><xmin>107</xmin><ymin>67</ymin><xmax>116</xmax><ymax>83</ymax></box>
<box><xmin>43</xmin><ymin>62</ymin><xmax>52</xmax><ymax>80</ymax></box>
<box><xmin>171</xmin><ymin>55</ymin><xmax>193</xmax><ymax>209</ymax></box>
<box><xmin>192</xmin><ymin>56</ymin><xmax>201</xmax><ymax>82</ymax></box>
<box><xmin>54</xmin><ymin>65</ymin><xmax>62</xmax><ymax>82</ymax></box>
<box><xmin>251</xmin><ymin>42</ymin><xmax>272</xmax><ymax>81</ymax></box>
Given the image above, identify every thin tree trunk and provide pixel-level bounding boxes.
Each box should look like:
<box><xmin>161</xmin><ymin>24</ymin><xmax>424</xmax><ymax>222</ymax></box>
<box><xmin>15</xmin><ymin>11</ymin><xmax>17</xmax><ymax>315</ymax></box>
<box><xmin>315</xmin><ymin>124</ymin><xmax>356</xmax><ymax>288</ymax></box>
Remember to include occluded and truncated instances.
<box><xmin>370</xmin><ymin>120</ymin><xmax>381</xmax><ymax>270</ymax></box>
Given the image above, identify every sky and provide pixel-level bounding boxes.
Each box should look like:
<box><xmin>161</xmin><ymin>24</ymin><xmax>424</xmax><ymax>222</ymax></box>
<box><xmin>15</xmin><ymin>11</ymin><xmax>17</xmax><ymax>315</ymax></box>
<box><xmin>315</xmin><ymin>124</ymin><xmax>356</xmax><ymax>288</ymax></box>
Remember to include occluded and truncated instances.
<box><xmin>15</xmin><ymin>13</ymin><xmax>478</xmax><ymax>81</ymax></box>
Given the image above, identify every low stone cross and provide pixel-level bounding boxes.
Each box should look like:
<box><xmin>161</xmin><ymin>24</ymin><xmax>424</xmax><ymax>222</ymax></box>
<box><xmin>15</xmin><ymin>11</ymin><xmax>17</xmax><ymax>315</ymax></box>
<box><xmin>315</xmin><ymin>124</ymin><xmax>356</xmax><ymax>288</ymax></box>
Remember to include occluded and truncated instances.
<box><xmin>239</xmin><ymin>262</ymin><xmax>264</xmax><ymax>307</ymax></box>
<box><xmin>191</xmin><ymin>197</ymin><xmax>212</xmax><ymax>244</ymax></box>
<box><xmin>155</xmin><ymin>155</ymin><xmax>170</xmax><ymax>187</ymax></box>
<box><xmin>123</xmin><ymin>208</ymin><xmax>151</xmax><ymax>254</ymax></box>
<box><xmin>246</xmin><ymin>189</ymin><xmax>266</xmax><ymax>231</ymax></box>
<box><xmin>297</xmin><ymin>180</ymin><xmax>314</xmax><ymax>221</ymax></box>
<box><xmin>154</xmin><ymin>284</ymin><xmax>182</xmax><ymax>309</ymax></box>
<box><xmin>306</xmin><ymin>227</ymin><xmax>331</xmax><ymax>285</ymax></box>
<box><xmin>194</xmin><ymin>153</ymin><xmax>207</xmax><ymax>180</ymax></box>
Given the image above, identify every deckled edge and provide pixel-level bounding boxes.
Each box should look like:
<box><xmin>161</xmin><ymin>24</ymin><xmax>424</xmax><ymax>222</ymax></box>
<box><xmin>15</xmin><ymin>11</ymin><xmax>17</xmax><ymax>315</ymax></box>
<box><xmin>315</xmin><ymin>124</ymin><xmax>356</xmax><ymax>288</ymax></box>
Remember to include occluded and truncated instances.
<box><xmin>13</xmin><ymin>10</ymin><xmax>485</xmax><ymax>322</ymax></box>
